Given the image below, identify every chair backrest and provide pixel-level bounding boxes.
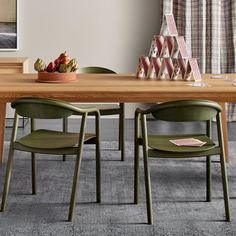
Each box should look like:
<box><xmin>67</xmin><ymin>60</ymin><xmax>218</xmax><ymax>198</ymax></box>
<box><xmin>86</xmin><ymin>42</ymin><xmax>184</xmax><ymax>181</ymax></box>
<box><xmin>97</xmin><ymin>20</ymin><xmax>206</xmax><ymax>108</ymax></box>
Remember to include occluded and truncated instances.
<box><xmin>78</xmin><ymin>66</ymin><xmax>116</xmax><ymax>74</ymax></box>
<box><xmin>150</xmin><ymin>100</ymin><xmax>222</xmax><ymax>122</ymax></box>
<box><xmin>11</xmin><ymin>97</ymin><xmax>85</xmax><ymax>119</ymax></box>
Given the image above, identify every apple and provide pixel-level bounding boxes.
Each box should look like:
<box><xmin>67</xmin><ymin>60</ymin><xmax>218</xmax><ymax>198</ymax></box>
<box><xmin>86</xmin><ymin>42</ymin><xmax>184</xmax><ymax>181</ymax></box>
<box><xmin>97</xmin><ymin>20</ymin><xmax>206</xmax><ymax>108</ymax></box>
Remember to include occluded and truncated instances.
<box><xmin>54</xmin><ymin>58</ymin><xmax>60</xmax><ymax>66</ymax></box>
<box><xmin>46</xmin><ymin>62</ymin><xmax>56</xmax><ymax>72</ymax></box>
<box><xmin>59</xmin><ymin>51</ymin><xmax>67</xmax><ymax>60</ymax></box>
<box><xmin>58</xmin><ymin>51</ymin><xmax>70</xmax><ymax>65</ymax></box>
<box><xmin>54</xmin><ymin>58</ymin><xmax>60</xmax><ymax>70</ymax></box>
<box><xmin>60</xmin><ymin>57</ymin><xmax>70</xmax><ymax>65</ymax></box>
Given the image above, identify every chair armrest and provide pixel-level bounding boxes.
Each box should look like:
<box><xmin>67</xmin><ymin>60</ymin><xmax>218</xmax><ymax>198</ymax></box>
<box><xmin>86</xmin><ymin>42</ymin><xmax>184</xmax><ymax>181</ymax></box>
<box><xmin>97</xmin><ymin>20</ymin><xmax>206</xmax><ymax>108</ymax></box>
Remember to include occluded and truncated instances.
<box><xmin>135</xmin><ymin>104</ymin><xmax>159</xmax><ymax>115</ymax></box>
<box><xmin>73</xmin><ymin>107</ymin><xmax>100</xmax><ymax>116</ymax></box>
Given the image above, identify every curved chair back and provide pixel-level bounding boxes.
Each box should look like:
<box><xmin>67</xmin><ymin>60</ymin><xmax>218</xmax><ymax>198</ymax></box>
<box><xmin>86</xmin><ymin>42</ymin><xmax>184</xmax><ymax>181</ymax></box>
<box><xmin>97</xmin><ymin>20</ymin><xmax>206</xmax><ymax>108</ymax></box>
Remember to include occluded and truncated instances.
<box><xmin>78</xmin><ymin>66</ymin><xmax>116</xmax><ymax>74</ymax></box>
<box><xmin>11</xmin><ymin>97</ymin><xmax>85</xmax><ymax>119</ymax></box>
<box><xmin>151</xmin><ymin>100</ymin><xmax>222</xmax><ymax>122</ymax></box>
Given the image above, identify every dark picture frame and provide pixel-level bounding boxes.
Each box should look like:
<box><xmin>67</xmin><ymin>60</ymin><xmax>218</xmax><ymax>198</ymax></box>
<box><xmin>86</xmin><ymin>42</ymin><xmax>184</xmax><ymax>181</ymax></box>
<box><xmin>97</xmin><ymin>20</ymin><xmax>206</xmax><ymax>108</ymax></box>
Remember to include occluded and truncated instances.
<box><xmin>0</xmin><ymin>0</ymin><xmax>18</xmax><ymax>51</ymax></box>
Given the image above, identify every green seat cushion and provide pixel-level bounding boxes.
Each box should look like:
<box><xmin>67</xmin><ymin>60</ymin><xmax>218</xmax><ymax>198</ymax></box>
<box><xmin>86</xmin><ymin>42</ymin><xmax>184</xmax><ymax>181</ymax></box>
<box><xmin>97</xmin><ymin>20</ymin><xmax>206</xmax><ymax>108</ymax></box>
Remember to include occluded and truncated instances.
<box><xmin>148</xmin><ymin>134</ymin><xmax>216</xmax><ymax>153</ymax></box>
<box><xmin>16</xmin><ymin>129</ymin><xmax>95</xmax><ymax>149</ymax></box>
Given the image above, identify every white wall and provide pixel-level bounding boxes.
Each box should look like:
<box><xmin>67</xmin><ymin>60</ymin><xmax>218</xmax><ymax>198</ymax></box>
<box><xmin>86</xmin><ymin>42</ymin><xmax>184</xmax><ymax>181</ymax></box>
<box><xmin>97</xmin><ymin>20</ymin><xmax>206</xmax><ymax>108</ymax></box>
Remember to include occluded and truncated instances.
<box><xmin>0</xmin><ymin>0</ymin><xmax>161</xmax><ymax>118</ymax></box>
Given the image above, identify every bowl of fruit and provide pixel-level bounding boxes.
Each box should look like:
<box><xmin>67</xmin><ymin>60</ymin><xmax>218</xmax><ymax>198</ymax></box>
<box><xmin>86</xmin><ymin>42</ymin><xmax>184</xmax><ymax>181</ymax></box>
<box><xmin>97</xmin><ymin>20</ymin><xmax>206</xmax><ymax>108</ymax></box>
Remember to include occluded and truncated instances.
<box><xmin>34</xmin><ymin>51</ymin><xmax>79</xmax><ymax>83</ymax></box>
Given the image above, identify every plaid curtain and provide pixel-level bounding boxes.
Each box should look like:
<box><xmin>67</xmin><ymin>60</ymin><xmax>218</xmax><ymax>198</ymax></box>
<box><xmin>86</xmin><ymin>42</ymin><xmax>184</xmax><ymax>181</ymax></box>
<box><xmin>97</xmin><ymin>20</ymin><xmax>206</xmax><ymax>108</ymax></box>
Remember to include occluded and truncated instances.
<box><xmin>161</xmin><ymin>0</ymin><xmax>236</xmax><ymax>121</ymax></box>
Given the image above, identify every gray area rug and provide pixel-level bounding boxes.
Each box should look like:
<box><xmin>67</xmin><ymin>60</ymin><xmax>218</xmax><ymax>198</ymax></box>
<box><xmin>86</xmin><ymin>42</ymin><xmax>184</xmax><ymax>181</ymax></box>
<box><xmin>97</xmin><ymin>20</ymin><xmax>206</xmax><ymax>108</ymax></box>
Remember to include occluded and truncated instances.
<box><xmin>0</xmin><ymin>141</ymin><xmax>236</xmax><ymax>236</ymax></box>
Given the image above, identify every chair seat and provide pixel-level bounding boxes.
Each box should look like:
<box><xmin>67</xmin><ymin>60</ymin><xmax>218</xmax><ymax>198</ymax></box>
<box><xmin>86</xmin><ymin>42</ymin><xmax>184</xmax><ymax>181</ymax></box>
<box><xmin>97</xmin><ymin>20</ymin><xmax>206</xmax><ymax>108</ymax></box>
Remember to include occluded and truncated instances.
<box><xmin>148</xmin><ymin>134</ymin><xmax>216</xmax><ymax>153</ymax></box>
<box><xmin>15</xmin><ymin>129</ymin><xmax>95</xmax><ymax>149</ymax></box>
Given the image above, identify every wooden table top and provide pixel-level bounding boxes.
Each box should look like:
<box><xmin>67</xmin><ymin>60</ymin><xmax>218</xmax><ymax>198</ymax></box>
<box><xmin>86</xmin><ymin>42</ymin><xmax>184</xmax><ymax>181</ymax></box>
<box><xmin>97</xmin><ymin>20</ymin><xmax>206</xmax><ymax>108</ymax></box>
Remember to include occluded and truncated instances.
<box><xmin>0</xmin><ymin>73</ymin><xmax>235</xmax><ymax>102</ymax></box>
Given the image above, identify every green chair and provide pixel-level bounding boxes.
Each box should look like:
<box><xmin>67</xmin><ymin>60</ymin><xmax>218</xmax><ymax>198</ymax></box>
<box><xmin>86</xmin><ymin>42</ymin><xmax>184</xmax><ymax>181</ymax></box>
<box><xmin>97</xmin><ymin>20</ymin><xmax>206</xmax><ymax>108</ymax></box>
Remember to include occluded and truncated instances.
<box><xmin>1</xmin><ymin>97</ymin><xmax>101</xmax><ymax>222</ymax></box>
<box><xmin>63</xmin><ymin>66</ymin><xmax>125</xmax><ymax>161</ymax></box>
<box><xmin>134</xmin><ymin>100</ymin><xmax>231</xmax><ymax>224</ymax></box>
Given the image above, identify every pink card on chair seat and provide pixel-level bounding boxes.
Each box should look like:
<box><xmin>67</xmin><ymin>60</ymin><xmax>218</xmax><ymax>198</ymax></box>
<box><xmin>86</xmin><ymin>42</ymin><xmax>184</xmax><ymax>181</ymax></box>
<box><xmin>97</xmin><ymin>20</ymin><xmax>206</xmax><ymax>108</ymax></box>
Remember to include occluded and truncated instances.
<box><xmin>170</xmin><ymin>138</ymin><xmax>206</xmax><ymax>147</ymax></box>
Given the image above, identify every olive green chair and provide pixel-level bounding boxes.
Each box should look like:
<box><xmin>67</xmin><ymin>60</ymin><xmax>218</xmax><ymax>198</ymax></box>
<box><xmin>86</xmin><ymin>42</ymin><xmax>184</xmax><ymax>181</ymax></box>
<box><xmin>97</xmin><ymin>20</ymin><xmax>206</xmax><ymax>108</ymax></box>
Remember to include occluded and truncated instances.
<box><xmin>1</xmin><ymin>97</ymin><xmax>101</xmax><ymax>222</ymax></box>
<box><xmin>63</xmin><ymin>66</ymin><xmax>125</xmax><ymax>161</ymax></box>
<box><xmin>134</xmin><ymin>100</ymin><xmax>231</xmax><ymax>224</ymax></box>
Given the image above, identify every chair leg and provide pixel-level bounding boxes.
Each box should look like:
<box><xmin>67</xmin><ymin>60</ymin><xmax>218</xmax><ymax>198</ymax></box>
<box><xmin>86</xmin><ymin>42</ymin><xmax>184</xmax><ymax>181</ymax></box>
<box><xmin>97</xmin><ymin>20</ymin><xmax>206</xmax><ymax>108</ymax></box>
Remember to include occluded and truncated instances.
<box><xmin>31</xmin><ymin>153</ymin><xmax>37</xmax><ymax>195</ymax></box>
<box><xmin>118</xmin><ymin>112</ymin><xmax>122</xmax><ymax>151</ymax></box>
<box><xmin>96</xmin><ymin>114</ymin><xmax>101</xmax><ymax>203</ymax></box>
<box><xmin>1</xmin><ymin>147</ymin><xmax>15</xmax><ymax>212</ymax></box>
<box><xmin>134</xmin><ymin>139</ymin><xmax>140</xmax><ymax>205</ymax></box>
<box><xmin>119</xmin><ymin>103</ymin><xmax>125</xmax><ymax>161</ymax></box>
<box><xmin>219</xmin><ymin>153</ymin><xmax>231</xmax><ymax>221</ymax></box>
<box><xmin>206</xmin><ymin>120</ymin><xmax>212</xmax><ymax>202</ymax></box>
<box><xmin>134</xmin><ymin>112</ymin><xmax>140</xmax><ymax>204</ymax></box>
<box><xmin>68</xmin><ymin>113</ymin><xmax>87</xmax><ymax>222</ymax></box>
<box><xmin>68</xmin><ymin>153</ymin><xmax>83</xmax><ymax>222</ymax></box>
<box><xmin>143</xmin><ymin>154</ymin><xmax>153</xmax><ymax>224</ymax></box>
<box><xmin>216</xmin><ymin>113</ymin><xmax>231</xmax><ymax>221</ymax></box>
<box><xmin>141</xmin><ymin>115</ymin><xmax>153</xmax><ymax>224</ymax></box>
<box><xmin>62</xmin><ymin>118</ymin><xmax>68</xmax><ymax>162</ymax></box>
<box><xmin>206</xmin><ymin>156</ymin><xmax>211</xmax><ymax>202</ymax></box>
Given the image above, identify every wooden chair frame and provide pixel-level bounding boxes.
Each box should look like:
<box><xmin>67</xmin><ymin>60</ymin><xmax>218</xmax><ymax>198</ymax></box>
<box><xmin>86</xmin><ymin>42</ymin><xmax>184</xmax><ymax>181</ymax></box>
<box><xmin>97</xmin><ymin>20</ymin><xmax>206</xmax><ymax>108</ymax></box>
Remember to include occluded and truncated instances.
<box><xmin>1</xmin><ymin>97</ymin><xmax>101</xmax><ymax>222</ymax></box>
<box><xmin>134</xmin><ymin>100</ymin><xmax>231</xmax><ymax>224</ymax></box>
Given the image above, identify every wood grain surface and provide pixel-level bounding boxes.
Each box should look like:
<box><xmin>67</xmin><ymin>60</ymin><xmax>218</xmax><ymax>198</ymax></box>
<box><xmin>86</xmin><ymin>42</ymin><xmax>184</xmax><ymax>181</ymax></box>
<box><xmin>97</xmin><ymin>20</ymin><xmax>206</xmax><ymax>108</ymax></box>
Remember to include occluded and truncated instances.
<box><xmin>0</xmin><ymin>73</ymin><xmax>234</xmax><ymax>102</ymax></box>
<box><xmin>0</xmin><ymin>73</ymin><xmax>234</xmax><ymax>163</ymax></box>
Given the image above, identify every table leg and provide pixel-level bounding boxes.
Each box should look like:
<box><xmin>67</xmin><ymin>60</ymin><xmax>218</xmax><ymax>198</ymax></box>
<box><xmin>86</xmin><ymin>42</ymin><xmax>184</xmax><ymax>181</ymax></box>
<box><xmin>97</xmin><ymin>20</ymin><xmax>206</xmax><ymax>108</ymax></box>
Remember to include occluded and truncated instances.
<box><xmin>219</xmin><ymin>103</ymin><xmax>229</xmax><ymax>163</ymax></box>
<box><xmin>0</xmin><ymin>102</ymin><xmax>6</xmax><ymax>163</ymax></box>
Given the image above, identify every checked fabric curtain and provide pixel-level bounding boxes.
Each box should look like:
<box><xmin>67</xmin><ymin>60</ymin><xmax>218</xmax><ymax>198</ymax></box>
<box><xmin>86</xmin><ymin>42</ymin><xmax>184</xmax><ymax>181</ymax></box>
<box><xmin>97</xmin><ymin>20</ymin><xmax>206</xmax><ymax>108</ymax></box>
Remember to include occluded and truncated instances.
<box><xmin>161</xmin><ymin>0</ymin><xmax>236</xmax><ymax>121</ymax></box>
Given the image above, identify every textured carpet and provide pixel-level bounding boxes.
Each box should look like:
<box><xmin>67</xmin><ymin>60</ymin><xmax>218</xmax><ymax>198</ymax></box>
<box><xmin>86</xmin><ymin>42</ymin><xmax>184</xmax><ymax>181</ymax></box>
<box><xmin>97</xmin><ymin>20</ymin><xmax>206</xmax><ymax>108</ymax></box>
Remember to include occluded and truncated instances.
<box><xmin>0</xmin><ymin>141</ymin><xmax>236</xmax><ymax>236</ymax></box>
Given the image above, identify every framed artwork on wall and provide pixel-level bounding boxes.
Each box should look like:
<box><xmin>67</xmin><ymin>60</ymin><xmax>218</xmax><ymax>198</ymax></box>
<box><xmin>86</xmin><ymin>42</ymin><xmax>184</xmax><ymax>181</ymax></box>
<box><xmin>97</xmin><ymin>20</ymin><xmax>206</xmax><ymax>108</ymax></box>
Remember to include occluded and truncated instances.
<box><xmin>0</xmin><ymin>0</ymin><xmax>18</xmax><ymax>51</ymax></box>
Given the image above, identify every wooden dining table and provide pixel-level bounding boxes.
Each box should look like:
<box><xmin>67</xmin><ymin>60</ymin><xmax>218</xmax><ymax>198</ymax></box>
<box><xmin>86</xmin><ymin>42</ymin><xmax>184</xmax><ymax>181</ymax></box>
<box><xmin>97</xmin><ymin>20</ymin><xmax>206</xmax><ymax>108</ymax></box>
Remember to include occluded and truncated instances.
<box><xmin>0</xmin><ymin>73</ymin><xmax>235</xmax><ymax>164</ymax></box>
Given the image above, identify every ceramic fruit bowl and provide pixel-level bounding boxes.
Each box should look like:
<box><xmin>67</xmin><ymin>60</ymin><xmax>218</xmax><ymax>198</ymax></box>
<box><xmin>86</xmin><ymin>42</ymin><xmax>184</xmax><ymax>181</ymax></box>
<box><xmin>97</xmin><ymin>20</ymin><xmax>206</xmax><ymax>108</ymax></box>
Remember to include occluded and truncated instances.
<box><xmin>36</xmin><ymin>72</ymin><xmax>77</xmax><ymax>83</ymax></box>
